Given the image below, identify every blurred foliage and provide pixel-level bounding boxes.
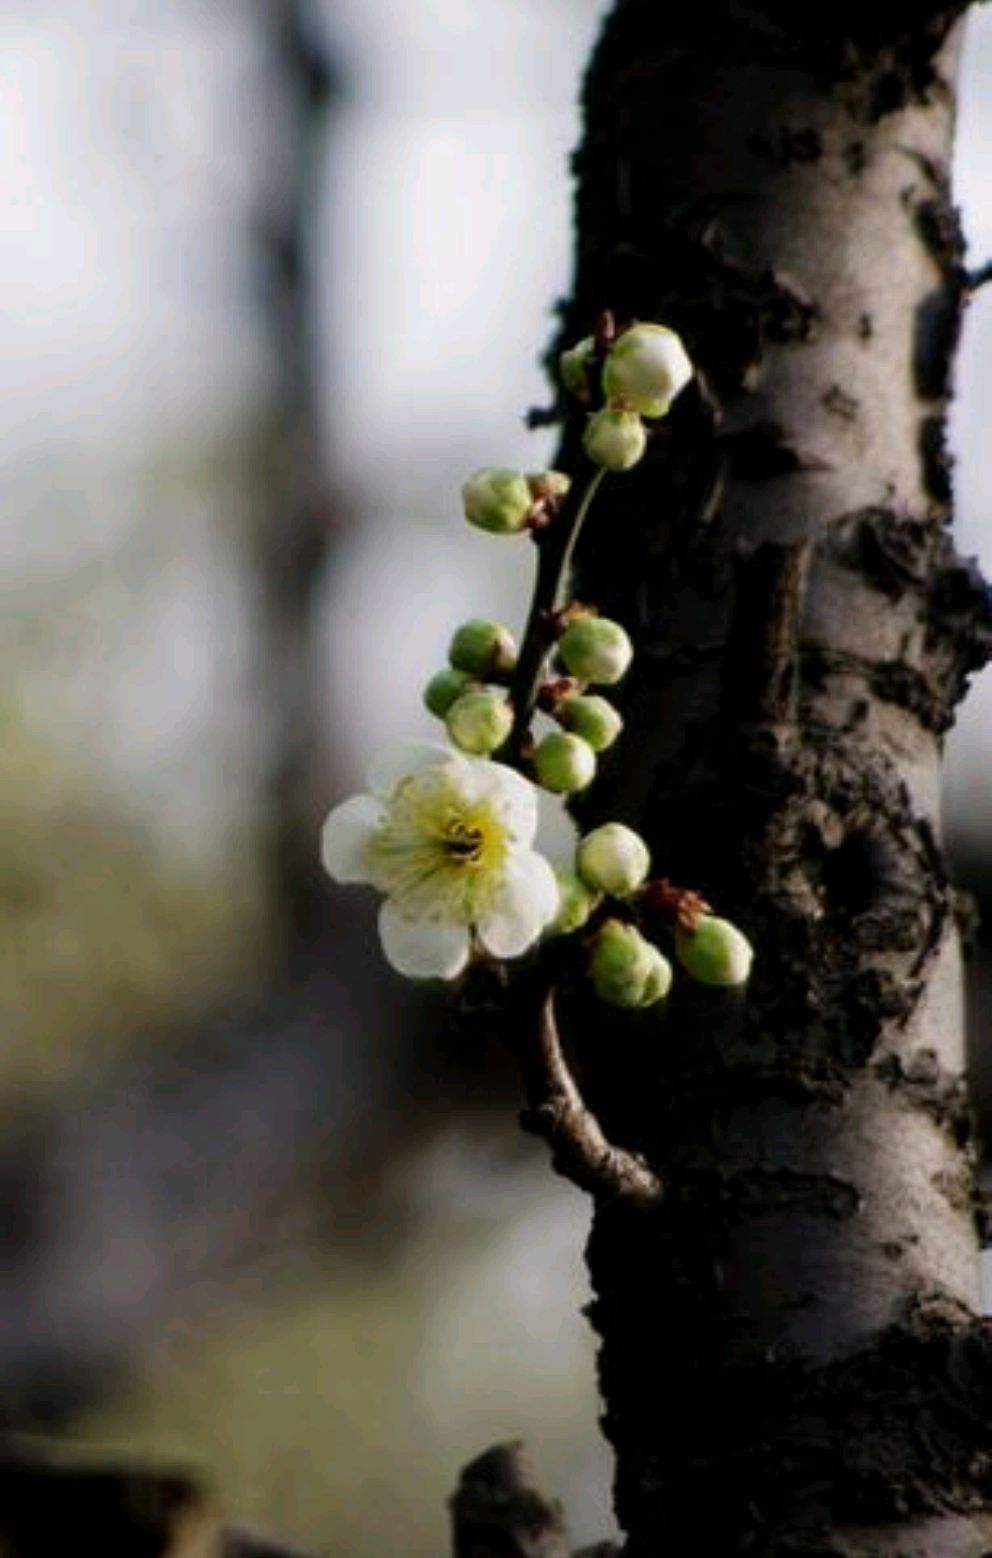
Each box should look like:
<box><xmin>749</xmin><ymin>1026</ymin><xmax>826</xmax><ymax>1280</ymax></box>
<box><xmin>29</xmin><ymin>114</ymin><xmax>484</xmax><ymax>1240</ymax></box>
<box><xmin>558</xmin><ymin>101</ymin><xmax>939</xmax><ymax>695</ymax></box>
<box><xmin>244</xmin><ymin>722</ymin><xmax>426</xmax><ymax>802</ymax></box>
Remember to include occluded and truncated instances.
<box><xmin>0</xmin><ymin>700</ymin><xmax>270</xmax><ymax>1088</ymax></box>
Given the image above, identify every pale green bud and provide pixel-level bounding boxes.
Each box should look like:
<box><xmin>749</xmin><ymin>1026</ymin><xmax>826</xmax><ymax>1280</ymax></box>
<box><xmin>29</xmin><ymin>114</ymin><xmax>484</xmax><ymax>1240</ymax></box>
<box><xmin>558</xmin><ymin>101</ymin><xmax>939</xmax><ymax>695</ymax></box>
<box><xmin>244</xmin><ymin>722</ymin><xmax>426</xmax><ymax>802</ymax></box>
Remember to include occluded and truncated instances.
<box><xmin>555</xmin><ymin>693</ymin><xmax>623</xmax><ymax>752</ymax></box>
<box><xmin>559</xmin><ymin>336</ymin><xmax>596</xmax><ymax>398</ymax></box>
<box><xmin>445</xmin><ymin>690</ymin><xmax>513</xmax><ymax>756</ymax></box>
<box><xmin>582</xmin><ymin>407</ymin><xmax>647</xmax><ymax>471</ymax></box>
<box><xmin>462</xmin><ymin>467</ymin><xmax>532</xmax><ymax>535</ymax></box>
<box><xmin>546</xmin><ymin>869</ymin><xmax>599</xmax><ymax>937</ymax></box>
<box><xmin>577</xmin><ymin>822</ymin><xmax>650</xmax><ymax>897</ymax></box>
<box><xmin>449</xmin><ymin>619</ymin><xmax>517</xmax><ymax>677</ymax></box>
<box><xmin>602</xmin><ymin>322</ymin><xmax>693</xmax><ymax>419</ymax></box>
<box><xmin>640</xmin><ymin>947</ymin><xmax>674</xmax><ymax>1004</ymax></box>
<box><xmin>533</xmin><ymin>731</ymin><xmax>597</xmax><ymax>794</ymax></box>
<box><xmin>527</xmin><ymin>470</ymin><xmax>571</xmax><ymax>502</ymax></box>
<box><xmin>675</xmin><ymin>915</ymin><xmax>753</xmax><ymax>987</ymax></box>
<box><xmin>423</xmin><ymin>667</ymin><xmax>475</xmax><ymax>718</ymax></box>
<box><xmin>558</xmin><ymin>617</ymin><xmax>633</xmax><ymax>685</ymax></box>
<box><xmin>589</xmin><ymin>919</ymin><xmax>671</xmax><ymax>1008</ymax></box>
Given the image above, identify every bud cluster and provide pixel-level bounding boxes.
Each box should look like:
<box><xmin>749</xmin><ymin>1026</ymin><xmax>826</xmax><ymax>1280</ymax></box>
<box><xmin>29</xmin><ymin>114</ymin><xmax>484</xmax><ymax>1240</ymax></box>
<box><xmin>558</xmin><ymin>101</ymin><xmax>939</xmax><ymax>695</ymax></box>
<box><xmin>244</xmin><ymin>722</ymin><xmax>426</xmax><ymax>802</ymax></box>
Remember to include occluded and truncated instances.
<box><xmin>421</xmin><ymin>620</ymin><xmax>518</xmax><ymax>756</ymax></box>
<box><xmin>559</xmin><ymin>320</ymin><xmax>694</xmax><ymax>473</ymax></box>
<box><xmin>461</xmin><ymin>467</ymin><xmax>571</xmax><ymax>537</ymax></box>
<box><xmin>408</xmin><ymin>311</ymin><xmax>753</xmax><ymax>998</ymax></box>
<box><xmin>543</xmin><ymin>819</ymin><xmax>754</xmax><ymax>1008</ymax></box>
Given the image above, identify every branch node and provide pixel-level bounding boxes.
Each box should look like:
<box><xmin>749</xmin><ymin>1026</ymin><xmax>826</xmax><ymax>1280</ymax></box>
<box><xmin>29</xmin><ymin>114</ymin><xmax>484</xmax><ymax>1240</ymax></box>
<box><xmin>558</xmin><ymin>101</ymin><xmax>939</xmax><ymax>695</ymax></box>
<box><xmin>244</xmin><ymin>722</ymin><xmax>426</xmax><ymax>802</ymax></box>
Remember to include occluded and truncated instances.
<box><xmin>507</xmin><ymin>987</ymin><xmax>663</xmax><ymax>1208</ymax></box>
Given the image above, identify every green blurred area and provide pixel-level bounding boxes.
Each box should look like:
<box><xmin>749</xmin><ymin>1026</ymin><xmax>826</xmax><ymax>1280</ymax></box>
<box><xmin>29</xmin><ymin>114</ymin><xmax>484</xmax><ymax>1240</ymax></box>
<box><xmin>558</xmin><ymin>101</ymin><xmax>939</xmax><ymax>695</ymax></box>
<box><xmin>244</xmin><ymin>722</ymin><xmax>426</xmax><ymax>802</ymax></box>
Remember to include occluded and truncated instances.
<box><xmin>79</xmin><ymin>1197</ymin><xmax>606</xmax><ymax>1556</ymax></box>
<box><xmin>0</xmin><ymin>701</ymin><xmax>270</xmax><ymax>1089</ymax></box>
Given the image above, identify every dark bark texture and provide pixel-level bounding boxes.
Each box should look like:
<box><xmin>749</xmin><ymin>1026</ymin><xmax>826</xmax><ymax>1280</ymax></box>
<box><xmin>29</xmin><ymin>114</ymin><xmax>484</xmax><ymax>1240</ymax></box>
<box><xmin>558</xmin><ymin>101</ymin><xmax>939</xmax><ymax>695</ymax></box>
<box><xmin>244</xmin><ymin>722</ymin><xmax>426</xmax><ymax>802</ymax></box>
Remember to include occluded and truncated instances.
<box><xmin>555</xmin><ymin>2</ymin><xmax>992</xmax><ymax>1553</ymax></box>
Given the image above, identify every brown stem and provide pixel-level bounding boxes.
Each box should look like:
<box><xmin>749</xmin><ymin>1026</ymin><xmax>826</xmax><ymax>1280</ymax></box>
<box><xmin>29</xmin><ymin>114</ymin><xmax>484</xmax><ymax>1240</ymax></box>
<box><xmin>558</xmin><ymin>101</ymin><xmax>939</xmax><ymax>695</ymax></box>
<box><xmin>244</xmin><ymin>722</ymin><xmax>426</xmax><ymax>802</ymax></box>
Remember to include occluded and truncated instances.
<box><xmin>502</xmin><ymin>467</ymin><xmax>607</xmax><ymax>764</ymax></box>
<box><xmin>507</xmin><ymin>983</ymin><xmax>662</xmax><ymax>1207</ymax></box>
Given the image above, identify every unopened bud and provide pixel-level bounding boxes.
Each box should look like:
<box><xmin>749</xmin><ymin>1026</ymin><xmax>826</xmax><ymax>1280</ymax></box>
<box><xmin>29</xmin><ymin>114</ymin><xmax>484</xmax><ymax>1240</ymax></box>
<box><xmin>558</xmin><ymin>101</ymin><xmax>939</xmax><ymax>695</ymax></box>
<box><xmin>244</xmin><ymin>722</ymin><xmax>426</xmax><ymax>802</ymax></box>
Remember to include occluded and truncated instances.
<box><xmin>423</xmin><ymin>667</ymin><xmax>475</xmax><ymax>718</ymax></box>
<box><xmin>602</xmin><ymin>322</ymin><xmax>693</xmax><ymax>419</ymax></box>
<box><xmin>582</xmin><ymin>407</ymin><xmax>647</xmax><ymax>471</ymax></box>
<box><xmin>527</xmin><ymin>470</ymin><xmax>571</xmax><ymax>502</ymax></box>
<box><xmin>558</xmin><ymin>616</ymin><xmax>633</xmax><ymax>685</ymax></box>
<box><xmin>533</xmin><ymin>731</ymin><xmax>597</xmax><ymax>794</ymax></box>
<box><xmin>577</xmin><ymin>822</ymin><xmax>650</xmax><ymax>897</ymax></box>
<box><xmin>445</xmin><ymin>690</ymin><xmax>513</xmax><ymax>756</ymax></box>
<box><xmin>559</xmin><ymin>336</ymin><xmax>596</xmax><ymax>399</ymax></box>
<box><xmin>546</xmin><ymin>869</ymin><xmax>599</xmax><ymax>937</ymax></box>
<box><xmin>449</xmin><ymin>619</ymin><xmax>517</xmax><ymax>678</ymax></box>
<box><xmin>589</xmin><ymin>919</ymin><xmax>672</xmax><ymax>1008</ymax></box>
<box><xmin>462</xmin><ymin>468</ymin><xmax>532</xmax><ymax>535</ymax></box>
<box><xmin>555</xmin><ymin>693</ymin><xmax>623</xmax><ymax>752</ymax></box>
<box><xmin>675</xmin><ymin>915</ymin><xmax>753</xmax><ymax>987</ymax></box>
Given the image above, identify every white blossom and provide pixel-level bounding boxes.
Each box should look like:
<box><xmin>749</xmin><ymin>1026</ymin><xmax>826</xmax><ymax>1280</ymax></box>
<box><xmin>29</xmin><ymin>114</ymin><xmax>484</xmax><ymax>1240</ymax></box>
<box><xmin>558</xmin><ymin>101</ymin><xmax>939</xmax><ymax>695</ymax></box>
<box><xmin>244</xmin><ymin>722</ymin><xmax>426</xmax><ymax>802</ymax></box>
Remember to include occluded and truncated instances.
<box><xmin>320</xmin><ymin>740</ymin><xmax>559</xmax><ymax>980</ymax></box>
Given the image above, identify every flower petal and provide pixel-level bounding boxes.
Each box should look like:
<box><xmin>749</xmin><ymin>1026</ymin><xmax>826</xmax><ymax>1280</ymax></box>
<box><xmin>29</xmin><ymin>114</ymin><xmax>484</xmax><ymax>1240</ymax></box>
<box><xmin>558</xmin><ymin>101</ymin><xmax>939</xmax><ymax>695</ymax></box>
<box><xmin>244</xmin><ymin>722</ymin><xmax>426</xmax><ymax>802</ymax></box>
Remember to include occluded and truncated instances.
<box><xmin>320</xmin><ymin>794</ymin><xmax>385</xmax><ymax>883</ymax></box>
<box><xmin>477</xmin><ymin>850</ymin><xmax>560</xmax><ymax>959</ymax></box>
<box><xmin>378</xmin><ymin>901</ymin><xmax>471</xmax><ymax>980</ymax></box>
<box><xmin>367</xmin><ymin>740</ymin><xmax>462</xmax><ymax>798</ymax></box>
<box><xmin>459</xmin><ymin>757</ymin><xmax>538</xmax><ymax>844</ymax></box>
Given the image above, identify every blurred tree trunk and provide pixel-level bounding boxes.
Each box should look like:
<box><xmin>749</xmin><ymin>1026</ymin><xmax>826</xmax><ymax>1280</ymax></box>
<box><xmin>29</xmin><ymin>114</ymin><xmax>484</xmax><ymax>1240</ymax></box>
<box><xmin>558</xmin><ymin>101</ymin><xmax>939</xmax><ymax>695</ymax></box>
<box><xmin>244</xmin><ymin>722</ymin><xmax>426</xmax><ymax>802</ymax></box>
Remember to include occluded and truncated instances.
<box><xmin>557</xmin><ymin>3</ymin><xmax>992</xmax><ymax>1552</ymax></box>
<box><xmin>251</xmin><ymin>0</ymin><xmax>337</xmax><ymax>958</ymax></box>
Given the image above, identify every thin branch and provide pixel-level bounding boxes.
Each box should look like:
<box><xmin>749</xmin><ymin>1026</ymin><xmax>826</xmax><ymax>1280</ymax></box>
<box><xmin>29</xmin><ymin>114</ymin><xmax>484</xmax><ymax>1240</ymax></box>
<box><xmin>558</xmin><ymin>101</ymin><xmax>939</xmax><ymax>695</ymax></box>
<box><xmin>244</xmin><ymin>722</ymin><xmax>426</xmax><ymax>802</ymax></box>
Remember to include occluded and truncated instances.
<box><xmin>502</xmin><ymin>466</ymin><xmax>607</xmax><ymax>763</ymax></box>
<box><xmin>966</xmin><ymin>258</ymin><xmax>992</xmax><ymax>292</ymax></box>
<box><xmin>508</xmin><ymin>984</ymin><xmax>663</xmax><ymax>1207</ymax></box>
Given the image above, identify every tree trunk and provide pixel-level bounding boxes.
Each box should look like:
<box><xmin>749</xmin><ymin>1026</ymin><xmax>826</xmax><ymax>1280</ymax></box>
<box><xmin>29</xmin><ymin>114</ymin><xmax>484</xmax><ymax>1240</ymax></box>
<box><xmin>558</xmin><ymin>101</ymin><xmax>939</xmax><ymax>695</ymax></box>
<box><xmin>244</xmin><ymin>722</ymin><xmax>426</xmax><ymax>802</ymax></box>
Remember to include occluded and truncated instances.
<box><xmin>557</xmin><ymin>3</ymin><xmax>992</xmax><ymax>1552</ymax></box>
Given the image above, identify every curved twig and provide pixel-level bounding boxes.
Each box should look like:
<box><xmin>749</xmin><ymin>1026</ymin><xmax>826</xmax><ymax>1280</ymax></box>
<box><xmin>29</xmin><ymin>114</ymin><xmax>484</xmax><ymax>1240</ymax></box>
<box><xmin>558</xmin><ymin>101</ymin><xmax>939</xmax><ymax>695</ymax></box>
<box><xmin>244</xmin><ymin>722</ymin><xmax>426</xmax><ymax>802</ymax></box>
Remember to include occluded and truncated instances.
<box><xmin>508</xmin><ymin>983</ymin><xmax>663</xmax><ymax>1207</ymax></box>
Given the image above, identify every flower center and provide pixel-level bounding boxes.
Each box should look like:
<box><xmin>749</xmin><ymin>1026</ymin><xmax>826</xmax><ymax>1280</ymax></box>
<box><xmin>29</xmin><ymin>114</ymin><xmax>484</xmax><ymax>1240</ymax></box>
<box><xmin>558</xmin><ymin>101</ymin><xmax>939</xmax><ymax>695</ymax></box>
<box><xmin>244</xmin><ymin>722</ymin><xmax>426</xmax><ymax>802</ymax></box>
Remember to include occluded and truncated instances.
<box><xmin>442</xmin><ymin>820</ymin><xmax>485</xmax><ymax>863</ymax></box>
<box><xmin>365</xmin><ymin>768</ymin><xmax>510</xmax><ymax>923</ymax></box>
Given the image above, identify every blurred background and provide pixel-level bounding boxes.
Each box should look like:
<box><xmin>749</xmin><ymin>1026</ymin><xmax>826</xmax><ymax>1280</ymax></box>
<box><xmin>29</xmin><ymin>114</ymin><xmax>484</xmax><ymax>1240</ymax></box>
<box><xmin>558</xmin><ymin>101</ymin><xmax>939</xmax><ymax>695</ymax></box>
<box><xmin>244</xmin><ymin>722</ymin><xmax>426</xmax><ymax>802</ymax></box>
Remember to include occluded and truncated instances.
<box><xmin>0</xmin><ymin>2</ymin><xmax>989</xmax><ymax>1552</ymax></box>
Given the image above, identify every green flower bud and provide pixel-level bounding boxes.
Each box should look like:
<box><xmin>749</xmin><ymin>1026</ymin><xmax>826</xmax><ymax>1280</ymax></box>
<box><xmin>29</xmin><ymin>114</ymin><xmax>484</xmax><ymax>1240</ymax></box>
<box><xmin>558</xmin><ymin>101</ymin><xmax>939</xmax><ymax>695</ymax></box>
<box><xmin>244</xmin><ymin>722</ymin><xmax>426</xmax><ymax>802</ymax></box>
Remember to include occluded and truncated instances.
<box><xmin>577</xmin><ymin>822</ymin><xmax>650</xmax><ymax>897</ymax></box>
<box><xmin>589</xmin><ymin>919</ymin><xmax>671</xmax><ymax>1008</ymax></box>
<box><xmin>462</xmin><ymin>467</ymin><xmax>533</xmax><ymax>535</ymax></box>
<box><xmin>445</xmin><ymin>690</ymin><xmax>513</xmax><ymax>756</ymax></box>
<box><xmin>533</xmin><ymin>731</ymin><xmax>597</xmax><ymax>794</ymax></box>
<box><xmin>449</xmin><ymin>619</ymin><xmax>517</xmax><ymax>677</ymax></box>
<box><xmin>423</xmin><ymin>667</ymin><xmax>476</xmax><ymax>718</ymax></box>
<box><xmin>558</xmin><ymin>617</ymin><xmax>633</xmax><ymax>685</ymax></box>
<box><xmin>555</xmin><ymin>693</ymin><xmax>623</xmax><ymax>752</ymax></box>
<box><xmin>546</xmin><ymin>869</ymin><xmax>599</xmax><ymax>937</ymax></box>
<box><xmin>559</xmin><ymin>336</ymin><xmax>596</xmax><ymax>399</ymax></box>
<box><xmin>640</xmin><ymin>947</ymin><xmax>674</xmax><ymax>1004</ymax></box>
<box><xmin>602</xmin><ymin>322</ymin><xmax>693</xmax><ymax>419</ymax></box>
<box><xmin>582</xmin><ymin>407</ymin><xmax>647</xmax><ymax>472</ymax></box>
<box><xmin>675</xmin><ymin>915</ymin><xmax>753</xmax><ymax>987</ymax></box>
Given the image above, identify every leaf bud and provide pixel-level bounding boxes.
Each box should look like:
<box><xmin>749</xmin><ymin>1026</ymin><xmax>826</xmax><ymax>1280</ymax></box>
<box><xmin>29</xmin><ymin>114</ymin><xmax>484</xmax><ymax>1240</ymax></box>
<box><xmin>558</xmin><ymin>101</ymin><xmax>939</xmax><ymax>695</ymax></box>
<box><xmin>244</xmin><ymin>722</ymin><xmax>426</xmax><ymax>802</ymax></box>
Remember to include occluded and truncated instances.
<box><xmin>545</xmin><ymin>869</ymin><xmax>599</xmax><ymax>937</ymax></box>
<box><xmin>448</xmin><ymin>619</ymin><xmax>517</xmax><ymax>678</ymax></box>
<box><xmin>675</xmin><ymin>915</ymin><xmax>753</xmax><ymax>987</ymax></box>
<box><xmin>462</xmin><ymin>467</ymin><xmax>533</xmax><ymax>535</ymax></box>
<box><xmin>602</xmin><ymin>322</ymin><xmax>693</xmax><ymax>419</ymax></box>
<box><xmin>582</xmin><ymin>407</ymin><xmax>647</xmax><ymax>471</ymax></box>
<box><xmin>533</xmin><ymin>731</ymin><xmax>597</xmax><ymax>794</ymax></box>
<box><xmin>559</xmin><ymin>336</ymin><xmax>596</xmax><ymax>399</ymax></box>
<box><xmin>423</xmin><ymin>667</ymin><xmax>476</xmax><ymax>718</ymax></box>
<box><xmin>557</xmin><ymin>616</ymin><xmax>633</xmax><ymax>685</ymax></box>
<box><xmin>589</xmin><ymin>919</ymin><xmax>672</xmax><ymax>1008</ymax></box>
<box><xmin>445</xmin><ymin>690</ymin><xmax>514</xmax><ymax>756</ymax></box>
<box><xmin>527</xmin><ymin>470</ymin><xmax>571</xmax><ymax>502</ymax></box>
<box><xmin>577</xmin><ymin>822</ymin><xmax>650</xmax><ymax>897</ymax></box>
<box><xmin>555</xmin><ymin>692</ymin><xmax>623</xmax><ymax>752</ymax></box>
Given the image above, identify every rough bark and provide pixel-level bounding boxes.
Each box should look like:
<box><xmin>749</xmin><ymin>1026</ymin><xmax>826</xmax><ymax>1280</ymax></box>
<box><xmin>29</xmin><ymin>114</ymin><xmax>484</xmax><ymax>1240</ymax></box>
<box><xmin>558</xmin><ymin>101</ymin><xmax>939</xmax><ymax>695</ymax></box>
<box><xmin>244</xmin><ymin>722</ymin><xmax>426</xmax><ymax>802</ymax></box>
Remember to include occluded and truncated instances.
<box><xmin>553</xmin><ymin>2</ymin><xmax>992</xmax><ymax>1552</ymax></box>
